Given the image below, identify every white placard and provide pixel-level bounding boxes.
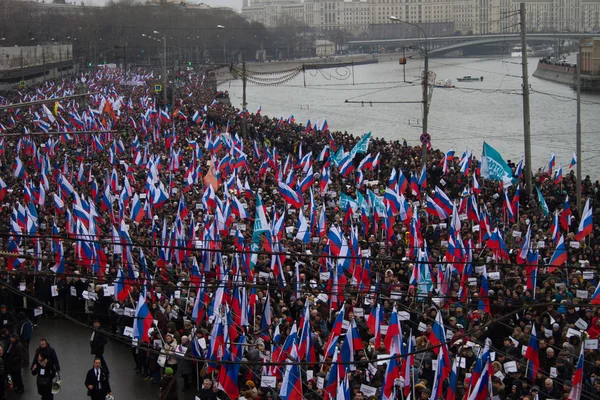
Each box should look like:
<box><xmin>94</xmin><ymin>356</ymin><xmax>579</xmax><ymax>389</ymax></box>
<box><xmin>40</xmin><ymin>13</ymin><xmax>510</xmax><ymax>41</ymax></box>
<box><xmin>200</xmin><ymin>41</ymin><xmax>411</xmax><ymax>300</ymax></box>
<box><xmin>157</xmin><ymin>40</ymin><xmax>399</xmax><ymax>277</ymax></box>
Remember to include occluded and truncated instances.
<box><xmin>123</xmin><ymin>326</ymin><xmax>134</xmax><ymax>338</ymax></box>
<box><xmin>380</xmin><ymin>325</ymin><xmax>388</xmax><ymax>335</ymax></box>
<box><xmin>570</xmin><ymin>241</ymin><xmax>580</xmax><ymax>248</ymax></box>
<box><xmin>512</xmin><ymin>231</ymin><xmax>522</xmax><ymax>238</ymax></box>
<box><xmin>398</xmin><ymin>311</ymin><xmax>410</xmax><ymax>321</ymax></box>
<box><xmin>51</xmin><ymin>286</ymin><xmax>59</xmax><ymax>297</ymax></box>
<box><xmin>432</xmin><ymin>360</ymin><xmax>438</xmax><ymax>370</ymax></box>
<box><xmin>104</xmin><ymin>286</ymin><xmax>114</xmax><ymax>297</ymax></box>
<box><xmin>488</xmin><ymin>272</ymin><xmax>501</xmax><ymax>280</ymax></box>
<box><xmin>504</xmin><ymin>361</ymin><xmax>517</xmax><ymax>373</ymax></box>
<box><xmin>472</xmin><ymin>225</ymin><xmax>480</xmax><ymax>232</ymax></box>
<box><xmin>567</xmin><ymin>328</ymin><xmax>582</xmax><ymax>338</ymax></box>
<box><xmin>353</xmin><ymin>307</ymin><xmax>364</xmax><ymax>317</ymax></box>
<box><xmin>124</xmin><ymin>307</ymin><xmax>136</xmax><ymax>317</ymax></box>
<box><xmin>19</xmin><ymin>282</ymin><xmax>25</xmax><ymax>291</ymax></box>
<box><xmin>584</xmin><ymin>339</ymin><xmax>598</xmax><ymax>350</ymax></box>
<box><xmin>34</xmin><ymin>307</ymin><xmax>43</xmax><ymax>317</ymax></box>
<box><xmin>260</xmin><ymin>376</ymin><xmax>277</xmax><ymax>388</ymax></box>
<box><xmin>446</xmin><ymin>330</ymin><xmax>454</xmax><ymax>340</ymax></box>
<box><xmin>550</xmin><ymin>367</ymin><xmax>557</xmax><ymax>378</ymax></box>
<box><xmin>317</xmin><ymin>294</ymin><xmax>328</xmax><ymax>303</ymax></box>
<box><xmin>494</xmin><ymin>371</ymin><xmax>505</xmax><ymax>382</ymax></box>
<box><xmin>319</xmin><ymin>272</ymin><xmax>330</xmax><ymax>281</ymax></box>
<box><xmin>521</xmin><ymin>345</ymin><xmax>527</xmax><ymax>356</ymax></box>
<box><xmin>174</xmin><ymin>290</ymin><xmax>181</xmax><ymax>299</ymax></box>
<box><xmin>360</xmin><ymin>384</ymin><xmax>377</xmax><ymax>397</ymax></box>
<box><xmin>459</xmin><ymin>357</ymin><xmax>466</xmax><ymax>368</ymax></box>
<box><xmin>317</xmin><ymin>377</ymin><xmax>324</xmax><ymax>389</ymax></box>
<box><xmin>537</xmin><ymin>241</ymin><xmax>545</xmax><ymax>248</ymax></box>
<box><xmin>82</xmin><ymin>291</ymin><xmax>90</xmax><ymax>300</ymax></box>
<box><xmin>376</xmin><ymin>354</ymin><xmax>390</xmax><ymax>365</ymax></box>
<box><xmin>576</xmin><ymin>290</ymin><xmax>588</xmax><ymax>299</ymax></box>
<box><xmin>583</xmin><ymin>271</ymin><xmax>594</xmax><ymax>279</ymax></box>
<box><xmin>390</xmin><ymin>291</ymin><xmax>402</xmax><ymax>300</ymax></box>
<box><xmin>198</xmin><ymin>338</ymin><xmax>207</xmax><ymax>350</ymax></box>
<box><xmin>418</xmin><ymin>322</ymin><xmax>427</xmax><ymax>332</ymax></box>
<box><xmin>440</xmin><ymin>179</ymin><xmax>446</xmax><ymax>186</ymax></box>
<box><xmin>342</xmin><ymin>320</ymin><xmax>350</xmax><ymax>332</ymax></box>
<box><xmin>575</xmin><ymin>318</ymin><xmax>588</xmax><ymax>330</ymax></box>
<box><xmin>306</xmin><ymin>370</ymin><xmax>313</xmax><ymax>381</ymax></box>
<box><xmin>544</xmin><ymin>328</ymin><xmax>553</xmax><ymax>338</ymax></box>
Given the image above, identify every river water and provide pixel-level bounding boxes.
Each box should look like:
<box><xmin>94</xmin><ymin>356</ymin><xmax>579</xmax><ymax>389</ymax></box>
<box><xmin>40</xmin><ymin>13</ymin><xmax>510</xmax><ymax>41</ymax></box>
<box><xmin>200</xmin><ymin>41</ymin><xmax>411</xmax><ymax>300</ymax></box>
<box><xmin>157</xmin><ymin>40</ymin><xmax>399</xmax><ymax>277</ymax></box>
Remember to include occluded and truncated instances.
<box><xmin>220</xmin><ymin>56</ymin><xmax>600</xmax><ymax>177</ymax></box>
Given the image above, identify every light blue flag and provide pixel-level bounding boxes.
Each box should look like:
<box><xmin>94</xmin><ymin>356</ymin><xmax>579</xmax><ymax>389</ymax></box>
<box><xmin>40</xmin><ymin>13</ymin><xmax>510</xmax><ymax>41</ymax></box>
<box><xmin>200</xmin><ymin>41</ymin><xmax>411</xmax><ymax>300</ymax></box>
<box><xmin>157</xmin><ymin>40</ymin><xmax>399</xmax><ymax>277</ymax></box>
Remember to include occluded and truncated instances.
<box><xmin>367</xmin><ymin>189</ymin><xmax>386</xmax><ymax>216</ymax></box>
<box><xmin>356</xmin><ymin>191</ymin><xmax>371</xmax><ymax>217</ymax></box>
<box><xmin>536</xmin><ymin>186</ymin><xmax>550</xmax><ymax>216</ymax></box>
<box><xmin>350</xmin><ymin>132</ymin><xmax>372</xmax><ymax>157</ymax></box>
<box><xmin>339</xmin><ymin>193</ymin><xmax>358</xmax><ymax>211</ymax></box>
<box><xmin>481</xmin><ymin>141</ymin><xmax>515</xmax><ymax>183</ymax></box>
<box><xmin>417</xmin><ymin>249</ymin><xmax>433</xmax><ymax>298</ymax></box>
<box><xmin>332</xmin><ymin>146</ymin><xmax>345</xmax><ymax>166</ymax></box>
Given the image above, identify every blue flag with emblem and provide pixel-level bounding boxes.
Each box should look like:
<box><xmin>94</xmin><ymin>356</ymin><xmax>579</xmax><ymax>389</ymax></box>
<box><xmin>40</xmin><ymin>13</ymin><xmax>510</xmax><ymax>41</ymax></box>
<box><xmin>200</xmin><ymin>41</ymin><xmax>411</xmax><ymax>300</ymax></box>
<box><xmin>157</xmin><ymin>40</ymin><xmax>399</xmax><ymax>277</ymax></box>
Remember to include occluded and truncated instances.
<box><xmin>350</xmin><ymin>132</ymin><xmax>371</xmax><ymax>157</ymax></box>
<box><xmin>481</xmin><ymin>141</ymin><xmax>515</xmax><ymax>183</ymax></box>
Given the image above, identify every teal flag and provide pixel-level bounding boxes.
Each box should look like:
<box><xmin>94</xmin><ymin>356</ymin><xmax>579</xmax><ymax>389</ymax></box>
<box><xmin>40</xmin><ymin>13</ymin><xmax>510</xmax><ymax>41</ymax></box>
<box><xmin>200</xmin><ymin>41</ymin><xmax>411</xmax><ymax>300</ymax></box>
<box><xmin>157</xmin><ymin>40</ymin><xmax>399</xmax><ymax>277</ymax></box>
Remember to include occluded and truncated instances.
<box><xmin>356</xmin><ymin>191</ymin><xmax>371</xmax><ymax>217</ymax></box>
<box><xmin>332</xmin><ymin>146</ymin><xmax>345</xmax><ymax>166</ymax></box>
<box><xmin>350</xmin><ymin>132</ymin><xmax>372</xmax><ymax>157</ymax></box>
<box><xmin>416</xmin><ymin>249</ymin><xmax>433</xmax><ymax>297</ymax></box>
<box><xmin>481</xmin><ymin>142</ymin><xmax>515</xmax><ymax>183</ymax></box>
<box><xmin>367</xmin><ymin>189</ymin><xmax>386</xmax><ymax>216</ymax></box>
<box><xmin>339</xmin><ymin>193</ymin><xmax>358</xmax><ymax>211</ymax></box>
<box><xmin>252</xmin><ymin>193</ymin><xmax>270</xmax><ymax>243</ymax></box>
<box><xmin>536</xmin><ymin>186</ymin><xmax>550</xmax><ymax>216</ymax></box>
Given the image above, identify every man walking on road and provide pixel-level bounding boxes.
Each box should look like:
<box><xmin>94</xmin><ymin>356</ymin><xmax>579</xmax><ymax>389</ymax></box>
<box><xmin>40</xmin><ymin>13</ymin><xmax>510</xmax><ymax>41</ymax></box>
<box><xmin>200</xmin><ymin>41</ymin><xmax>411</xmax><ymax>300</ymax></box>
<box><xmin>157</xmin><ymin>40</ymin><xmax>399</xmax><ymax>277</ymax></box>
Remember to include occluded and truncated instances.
<box><xmin>6</xmin><ymin>334</ymin><xmax>25</xmax><ymax>394</ymax></box>
<box><xmin>31</xmin><ymin>339</ymin><xmax>60</xmax><ymax>375</ymax></box>
<box><xmin>85</xmin><ymin>358</ymin><xmax>112</xmax><ymax>400</ymax></box>
<box><xmin>90</xmin><ymin>320</ymin><xmax>109</xmax><ymax>374</ymax></box>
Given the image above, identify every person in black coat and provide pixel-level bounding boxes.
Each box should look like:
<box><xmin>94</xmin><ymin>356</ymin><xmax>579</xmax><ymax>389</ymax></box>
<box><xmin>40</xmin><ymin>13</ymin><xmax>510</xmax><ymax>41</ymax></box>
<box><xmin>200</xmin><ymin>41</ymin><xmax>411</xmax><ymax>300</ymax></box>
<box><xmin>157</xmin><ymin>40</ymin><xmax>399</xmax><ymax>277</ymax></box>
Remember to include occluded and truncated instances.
<box><xmin>0</xmin><ymin>305</ymin><xmax>16</xmax><ymax>333</ymax></box>
<box><xmin>6</xmin><ymin>334</ymin><xmax>25</xmax><ymax>394</ymax></box>
<box><xmin>84</xmin><ymin>358</ymin><xmax>112</xmax><ymax>400</ymax></box>
<box><xmin>0</xmin><ymin>344</ymin><xmax>7</xmax><ymax>400</ymax></box>
<box><xmin>31</xmin><ymin>353</ymin><xmax>57</xmax><ymax>400</ymax></box>
<box><xmin>90</xmin><ymin>320</ymin><xmax>109</xmax><ymax>373</ymax></box>
<box><xmin>31</xmin><ymin>339</ymin><xmax>60</xmax><ymax>373</ymax></box>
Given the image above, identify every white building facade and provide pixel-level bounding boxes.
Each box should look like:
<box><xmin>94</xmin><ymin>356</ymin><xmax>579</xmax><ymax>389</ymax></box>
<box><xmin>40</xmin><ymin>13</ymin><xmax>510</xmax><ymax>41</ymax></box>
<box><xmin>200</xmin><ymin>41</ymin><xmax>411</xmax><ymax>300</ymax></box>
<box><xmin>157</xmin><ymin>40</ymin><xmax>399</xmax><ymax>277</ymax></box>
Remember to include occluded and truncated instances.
<box><xmin>242</xmin><ymin>0</ymin><xmax>600</xmax><ymax>34</ymax></box>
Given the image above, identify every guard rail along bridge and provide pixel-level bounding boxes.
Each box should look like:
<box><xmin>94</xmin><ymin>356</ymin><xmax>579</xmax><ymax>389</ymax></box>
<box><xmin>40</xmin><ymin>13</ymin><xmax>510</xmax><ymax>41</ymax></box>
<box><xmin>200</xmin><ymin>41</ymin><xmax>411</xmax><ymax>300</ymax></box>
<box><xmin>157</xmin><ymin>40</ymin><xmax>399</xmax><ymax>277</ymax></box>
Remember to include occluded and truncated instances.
<box><xmin>348</xmin><ymin>33</ymin><xmax>588</xmax><ymax>57</ymax></box>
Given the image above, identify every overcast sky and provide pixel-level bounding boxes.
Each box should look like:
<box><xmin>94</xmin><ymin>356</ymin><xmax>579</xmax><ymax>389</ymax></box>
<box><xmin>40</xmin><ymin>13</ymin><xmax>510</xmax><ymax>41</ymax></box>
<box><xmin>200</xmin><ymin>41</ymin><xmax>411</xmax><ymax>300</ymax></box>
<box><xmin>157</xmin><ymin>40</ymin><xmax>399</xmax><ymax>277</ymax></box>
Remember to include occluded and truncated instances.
<box><xmin>86</xmin><ymin>0</ymin><xmax>242</xmax><ymax>10</ymax></box>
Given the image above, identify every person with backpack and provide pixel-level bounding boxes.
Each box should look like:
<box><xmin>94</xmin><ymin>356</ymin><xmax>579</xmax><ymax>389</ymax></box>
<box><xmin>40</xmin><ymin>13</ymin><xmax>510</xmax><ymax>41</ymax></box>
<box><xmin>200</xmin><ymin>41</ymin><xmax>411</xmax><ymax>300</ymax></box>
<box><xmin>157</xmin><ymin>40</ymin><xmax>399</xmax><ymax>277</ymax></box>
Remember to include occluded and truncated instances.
<box><xmin>31</xmin><ymin>353</ymin><xmax>57</xmax><ymax>400</ymax></box>
<box><xmin>159</xmin><ymin>367</ymin><xmax>177</xmax><ymax>400</ymax></box>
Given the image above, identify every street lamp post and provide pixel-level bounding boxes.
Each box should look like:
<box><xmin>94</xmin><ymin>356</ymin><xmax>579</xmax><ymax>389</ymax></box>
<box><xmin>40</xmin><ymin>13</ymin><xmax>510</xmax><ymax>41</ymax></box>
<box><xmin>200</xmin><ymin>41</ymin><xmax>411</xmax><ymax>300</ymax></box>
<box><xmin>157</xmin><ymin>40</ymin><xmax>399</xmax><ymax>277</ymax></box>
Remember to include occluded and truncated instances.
<box><xmin>154</xmin><ymin>30</ymin><xmax>167</xmax><ymax>105</ymax></box>
<box><xmin>390</xmin><ymin>16</ymin><xmax>430</xmax><ymax>170</ymax></box>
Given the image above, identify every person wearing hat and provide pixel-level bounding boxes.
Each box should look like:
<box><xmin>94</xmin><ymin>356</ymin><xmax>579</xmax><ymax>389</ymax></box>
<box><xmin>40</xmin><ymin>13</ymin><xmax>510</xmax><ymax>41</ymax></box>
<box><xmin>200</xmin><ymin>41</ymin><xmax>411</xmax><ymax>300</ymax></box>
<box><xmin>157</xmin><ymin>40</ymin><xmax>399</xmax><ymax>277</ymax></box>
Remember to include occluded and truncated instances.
<box><xmin>85</xmin><ymin>357</ymin><xmax>112</xmax><ymax>400</ymax></box>
<box><xmin>31</xmin><ymin>352</ymin><xmax>57</xmax><ymax>400</ymax></box>
<box><xmin>159</xmin><ymin>367</ymin><xmax>178</xmax><ymax>400</ymax></box>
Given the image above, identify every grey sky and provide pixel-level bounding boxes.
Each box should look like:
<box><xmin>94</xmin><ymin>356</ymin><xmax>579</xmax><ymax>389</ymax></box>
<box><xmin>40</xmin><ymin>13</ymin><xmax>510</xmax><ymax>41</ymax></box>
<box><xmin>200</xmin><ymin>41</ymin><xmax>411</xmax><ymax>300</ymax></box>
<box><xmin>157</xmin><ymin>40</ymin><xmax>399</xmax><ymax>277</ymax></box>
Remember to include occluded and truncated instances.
<box><xmin>86</xmin><ymin>0</ymin><xmax>242</xmax><ymax>10</ymax></box>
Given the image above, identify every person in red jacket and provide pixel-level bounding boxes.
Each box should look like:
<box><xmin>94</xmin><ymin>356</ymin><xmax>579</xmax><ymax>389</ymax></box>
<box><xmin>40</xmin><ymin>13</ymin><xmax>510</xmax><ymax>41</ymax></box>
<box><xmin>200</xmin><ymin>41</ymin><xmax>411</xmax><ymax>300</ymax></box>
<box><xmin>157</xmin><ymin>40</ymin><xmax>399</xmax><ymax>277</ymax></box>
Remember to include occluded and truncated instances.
<box><xmin>588</xmin><ymin>316</ymin><xmax>600</xmax><ymax>339</ymax></box>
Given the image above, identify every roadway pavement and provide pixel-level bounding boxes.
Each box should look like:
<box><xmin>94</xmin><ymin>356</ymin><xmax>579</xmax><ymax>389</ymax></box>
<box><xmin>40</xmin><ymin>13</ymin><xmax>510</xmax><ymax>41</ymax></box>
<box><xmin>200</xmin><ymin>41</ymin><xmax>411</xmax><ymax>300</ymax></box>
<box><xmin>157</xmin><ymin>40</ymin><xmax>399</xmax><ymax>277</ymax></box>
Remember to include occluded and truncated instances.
<box><xmin>8</xmin><ymin>317</ymin><xmax>199</xmax><ymax>400</ymax></box>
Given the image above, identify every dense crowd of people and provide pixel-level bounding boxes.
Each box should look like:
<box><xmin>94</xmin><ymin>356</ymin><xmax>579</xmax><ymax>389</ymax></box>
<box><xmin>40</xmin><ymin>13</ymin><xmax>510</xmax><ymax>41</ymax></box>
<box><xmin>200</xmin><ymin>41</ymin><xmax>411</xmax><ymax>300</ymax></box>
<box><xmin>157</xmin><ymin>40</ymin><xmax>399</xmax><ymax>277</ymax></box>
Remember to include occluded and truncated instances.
<box><xmin>0</xmin><ymin>65</ymin><xmax>599</xmax><ymax>400</ymax></box>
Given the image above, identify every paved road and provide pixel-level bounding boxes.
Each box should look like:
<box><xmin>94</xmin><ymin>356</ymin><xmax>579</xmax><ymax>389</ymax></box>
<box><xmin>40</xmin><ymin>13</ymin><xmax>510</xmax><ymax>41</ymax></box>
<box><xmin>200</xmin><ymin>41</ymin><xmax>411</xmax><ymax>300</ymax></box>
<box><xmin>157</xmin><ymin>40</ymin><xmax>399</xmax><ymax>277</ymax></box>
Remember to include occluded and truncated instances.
<box><xmin>8</xmin><ymin>317</ymin><xmax>200</xmax><ymax>400</ymax></box>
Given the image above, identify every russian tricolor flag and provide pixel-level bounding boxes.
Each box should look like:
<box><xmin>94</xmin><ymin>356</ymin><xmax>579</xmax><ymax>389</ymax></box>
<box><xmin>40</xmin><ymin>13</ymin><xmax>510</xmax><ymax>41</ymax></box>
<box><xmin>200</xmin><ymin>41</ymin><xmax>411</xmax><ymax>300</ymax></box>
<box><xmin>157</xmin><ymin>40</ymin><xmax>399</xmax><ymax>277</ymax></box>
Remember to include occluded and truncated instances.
<box><xmin>277</xmin><ymin>181</ymin><xmax>303</xmax><ymax>209</ymax></box>
<box><xmin>575</xmin><ymin>198</ymin><xmax>593</xmax><ymax>241</ymax></box>
<box><xmin>130</xmin><ymin>193</ymin><xmax>144</xmax><ymax>223</ymax></box>
<box><xmin>548</xmin><ymin>234</ymin><xmax>567</xmax><ymax>272</ymax></box>
<box><xmin>132</xmin><ymin>288</ymin><xmax>153</xmax><ymax>343</ymax></box>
